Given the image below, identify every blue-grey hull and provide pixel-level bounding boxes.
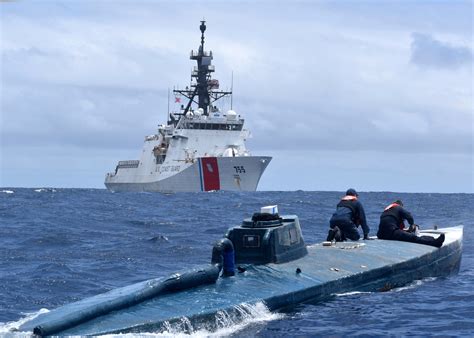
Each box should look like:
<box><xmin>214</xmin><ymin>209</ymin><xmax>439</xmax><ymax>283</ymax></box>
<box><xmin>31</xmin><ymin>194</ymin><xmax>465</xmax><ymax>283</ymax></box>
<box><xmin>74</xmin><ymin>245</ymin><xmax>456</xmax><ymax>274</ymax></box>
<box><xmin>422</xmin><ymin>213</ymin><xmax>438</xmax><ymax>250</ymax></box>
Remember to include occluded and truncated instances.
<box><xmin>19</xmin><ymin>227</ymin><xmax>462</xmax><ymax>336</ymax></box>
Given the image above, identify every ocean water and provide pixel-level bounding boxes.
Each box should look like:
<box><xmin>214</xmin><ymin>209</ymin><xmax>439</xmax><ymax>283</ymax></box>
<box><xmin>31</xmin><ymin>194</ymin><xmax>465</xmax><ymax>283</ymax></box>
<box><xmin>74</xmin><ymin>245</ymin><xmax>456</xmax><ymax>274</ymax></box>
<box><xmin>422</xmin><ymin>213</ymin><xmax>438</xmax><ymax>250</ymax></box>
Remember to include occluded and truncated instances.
<box><xmin>0</xmin><ymin>189</ymin><xmax>473</xmax><ymax>336</ymax></box>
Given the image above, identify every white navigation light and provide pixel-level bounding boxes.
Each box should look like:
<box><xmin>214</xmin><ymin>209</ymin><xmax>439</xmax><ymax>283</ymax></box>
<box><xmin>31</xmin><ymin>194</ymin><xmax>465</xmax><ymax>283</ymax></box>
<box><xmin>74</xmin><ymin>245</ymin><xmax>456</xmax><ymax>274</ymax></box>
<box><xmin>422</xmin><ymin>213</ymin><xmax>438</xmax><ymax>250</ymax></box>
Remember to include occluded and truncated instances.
<box><xmin>261</xmin><ymin>205</ymin><xmax>278</xmax><ymax>215</ymax></box>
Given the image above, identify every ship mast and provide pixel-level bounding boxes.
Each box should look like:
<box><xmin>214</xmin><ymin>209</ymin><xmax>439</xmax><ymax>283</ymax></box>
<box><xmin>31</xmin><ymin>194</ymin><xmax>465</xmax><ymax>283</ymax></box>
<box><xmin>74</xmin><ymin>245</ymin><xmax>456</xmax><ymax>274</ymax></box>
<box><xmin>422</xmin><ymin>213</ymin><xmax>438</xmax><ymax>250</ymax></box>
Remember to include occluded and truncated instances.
<box><xmin>195</xmin><ymin>20</ymin><xmax>211</xmax><ymax>115</ymax></box>
<box><xmin>172</xmin><ymin>21</ymin><xmax>232</xmax><ymax>122</ymax></box>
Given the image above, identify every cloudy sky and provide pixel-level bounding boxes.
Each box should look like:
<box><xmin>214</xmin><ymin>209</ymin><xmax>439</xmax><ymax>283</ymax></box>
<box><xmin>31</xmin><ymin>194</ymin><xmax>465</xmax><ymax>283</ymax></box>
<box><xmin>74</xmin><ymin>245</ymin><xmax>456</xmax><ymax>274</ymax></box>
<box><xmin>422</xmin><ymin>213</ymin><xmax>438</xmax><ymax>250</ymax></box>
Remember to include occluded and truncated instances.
<box><xmin>1</xmin><ymin>0</ymin><xmax>472</xmax><ymax>193</ymax></box>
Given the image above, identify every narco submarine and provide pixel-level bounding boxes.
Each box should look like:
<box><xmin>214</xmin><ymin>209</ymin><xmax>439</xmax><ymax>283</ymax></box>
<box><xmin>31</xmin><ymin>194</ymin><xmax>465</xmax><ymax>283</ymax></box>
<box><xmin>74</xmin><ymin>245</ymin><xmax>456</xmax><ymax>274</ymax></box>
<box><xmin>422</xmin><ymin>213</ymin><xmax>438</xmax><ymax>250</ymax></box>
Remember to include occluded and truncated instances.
<box><xmin>18</xmin><ymin>206</ymin><xmax>463</xmax><ymax>336</ymax></box>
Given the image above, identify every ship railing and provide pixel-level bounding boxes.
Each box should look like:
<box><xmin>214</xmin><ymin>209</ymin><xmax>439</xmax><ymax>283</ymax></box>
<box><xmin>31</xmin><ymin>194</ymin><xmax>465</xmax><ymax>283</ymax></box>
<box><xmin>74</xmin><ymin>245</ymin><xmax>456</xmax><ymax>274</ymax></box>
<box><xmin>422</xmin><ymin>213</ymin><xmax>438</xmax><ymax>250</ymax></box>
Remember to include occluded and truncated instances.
<box><xmin>190</xmin><ymin>50</ymin><xmax>213</xmax><ymax>58</ymax></box>
<box><xmin>117</xmin><ymin>160</ymin><xmax>140</xmax><ymax>169</ymax></box>
<box><xmin>181</xmin><ymin>121</ymin><xmax>244</xmax><ymax>131</ymax></box>
<box><xmin>191</xmin><ymin>65</ymin><xmax>215</xmax><ymax>74</ymax></box>
<box><xmin>174</xmin><ymin>115</ymin><xmax>186</xmax><ymax>130</ymax></box>
<box><xmin>145</xmin><ymin>134</ymin><xmax>159</xmax><ymax>141</ymax></box>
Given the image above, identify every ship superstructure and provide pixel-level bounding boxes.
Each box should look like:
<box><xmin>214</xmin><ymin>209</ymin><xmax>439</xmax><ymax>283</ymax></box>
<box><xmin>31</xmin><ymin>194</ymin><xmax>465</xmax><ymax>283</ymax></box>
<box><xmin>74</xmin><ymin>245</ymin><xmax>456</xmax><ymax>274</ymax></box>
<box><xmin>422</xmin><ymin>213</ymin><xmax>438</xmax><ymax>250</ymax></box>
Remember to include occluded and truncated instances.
<box><xmin>105</xmin><ymin>21</ymin><xmax>271</xmax><ymax>192</ymax></box>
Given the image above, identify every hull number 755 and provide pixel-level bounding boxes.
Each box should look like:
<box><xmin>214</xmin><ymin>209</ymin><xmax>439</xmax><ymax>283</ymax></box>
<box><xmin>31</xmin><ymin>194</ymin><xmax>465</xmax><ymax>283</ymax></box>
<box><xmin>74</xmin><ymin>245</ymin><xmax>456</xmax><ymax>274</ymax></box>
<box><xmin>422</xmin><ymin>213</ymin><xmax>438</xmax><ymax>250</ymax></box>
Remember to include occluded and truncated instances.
<box><xmin>234</xmin><ymin>166</ymin><xmax>246</xmax><ymax>174</ymax></box>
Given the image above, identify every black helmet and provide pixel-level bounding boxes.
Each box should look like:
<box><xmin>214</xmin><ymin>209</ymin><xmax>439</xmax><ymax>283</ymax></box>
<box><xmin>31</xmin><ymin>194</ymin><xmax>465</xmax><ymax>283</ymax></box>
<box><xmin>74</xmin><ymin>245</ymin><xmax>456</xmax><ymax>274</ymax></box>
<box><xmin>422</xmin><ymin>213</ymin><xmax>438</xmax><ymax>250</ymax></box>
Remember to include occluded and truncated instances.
<box><xmin>346</xmin><ymin>188</ymin><xmax>358</xmax><ymax>197</ymax></box>
<box><xmin>395</xmin><ymin>199</ymin><xmax>404</xmax><ymax>207</ymax></box>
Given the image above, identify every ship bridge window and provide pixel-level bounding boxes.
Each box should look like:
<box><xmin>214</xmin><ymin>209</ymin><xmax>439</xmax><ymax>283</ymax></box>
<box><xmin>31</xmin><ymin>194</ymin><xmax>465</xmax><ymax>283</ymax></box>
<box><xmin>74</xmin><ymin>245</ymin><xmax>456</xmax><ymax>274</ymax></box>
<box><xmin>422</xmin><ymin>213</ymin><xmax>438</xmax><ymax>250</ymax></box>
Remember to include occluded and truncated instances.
<box><xmin>182</xmin><ymin>122</ymin><xmax>242</xmax><ymax>131</ymax></box>
<box><xmin>156</xmin><ymin>154</ymin><xmax>166</xmax><ymax>164</ymax></box>
<box><xmin>117</xmin><ymin>160</ymin><xmax>140</xmax><ymax>169</ymax></box>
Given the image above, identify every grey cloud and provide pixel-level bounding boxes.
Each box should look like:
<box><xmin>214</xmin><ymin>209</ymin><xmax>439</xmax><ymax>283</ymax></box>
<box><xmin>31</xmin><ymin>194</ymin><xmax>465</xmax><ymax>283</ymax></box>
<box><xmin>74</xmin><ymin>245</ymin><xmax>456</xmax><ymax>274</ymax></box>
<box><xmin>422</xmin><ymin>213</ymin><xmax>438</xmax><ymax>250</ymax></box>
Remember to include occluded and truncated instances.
<box><xmin>248</xmin><ymin>110</ymin><xmax>472</xmax><ymax>156</ymax></box>
<box><xmin>410</xmin><ymin>32</ymin><xmax>472</xmax><ymax>69</ymax></box>
<box><xmin>1</xmin><ymin>83</ymin><xmax>167</xmax><ymax>150</ymax></box>
<box><xmin>2</xmin><ymin>2</ymin><xmax>472</xmax><ymax>192</ymax></box>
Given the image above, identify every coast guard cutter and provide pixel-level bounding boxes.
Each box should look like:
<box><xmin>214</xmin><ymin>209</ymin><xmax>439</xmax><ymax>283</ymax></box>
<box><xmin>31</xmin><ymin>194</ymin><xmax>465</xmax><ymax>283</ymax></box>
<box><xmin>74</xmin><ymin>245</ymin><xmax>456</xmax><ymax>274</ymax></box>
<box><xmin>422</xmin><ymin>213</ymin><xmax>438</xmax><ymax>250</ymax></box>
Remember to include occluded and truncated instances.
<box><xmin>105</xmin><ymin>21</ymin><xmax>271</xmax><ymax>192</ymax></box>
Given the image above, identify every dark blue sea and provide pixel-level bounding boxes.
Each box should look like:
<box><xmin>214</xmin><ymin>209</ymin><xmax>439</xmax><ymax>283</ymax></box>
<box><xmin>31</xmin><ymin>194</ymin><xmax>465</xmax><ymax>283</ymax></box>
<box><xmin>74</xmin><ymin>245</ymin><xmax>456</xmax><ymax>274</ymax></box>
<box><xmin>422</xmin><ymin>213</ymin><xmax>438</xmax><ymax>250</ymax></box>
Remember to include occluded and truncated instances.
<box><xmin>1</xmin><ymin>189</ymin><xmax>473</xmax><ymax>336</ymax></box>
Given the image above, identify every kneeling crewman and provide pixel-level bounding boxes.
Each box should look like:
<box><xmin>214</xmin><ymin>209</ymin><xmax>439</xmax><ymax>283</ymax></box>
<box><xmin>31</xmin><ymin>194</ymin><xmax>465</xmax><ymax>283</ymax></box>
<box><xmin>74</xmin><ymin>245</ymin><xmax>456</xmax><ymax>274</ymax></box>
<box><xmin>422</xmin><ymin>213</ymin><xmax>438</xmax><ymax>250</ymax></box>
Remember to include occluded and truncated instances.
<box><xmin>327</xmin><ymin>188</ymin><xmax>370</xmax><ymax>242</ymax></box>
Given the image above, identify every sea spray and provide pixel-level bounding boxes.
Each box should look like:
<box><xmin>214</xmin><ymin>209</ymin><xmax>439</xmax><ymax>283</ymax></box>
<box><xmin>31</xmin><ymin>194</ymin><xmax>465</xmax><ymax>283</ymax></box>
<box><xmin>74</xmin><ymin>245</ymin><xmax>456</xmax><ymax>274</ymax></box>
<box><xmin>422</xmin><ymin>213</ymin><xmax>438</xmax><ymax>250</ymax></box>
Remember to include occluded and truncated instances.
<box><xmin>147</xmin><ymin>302</ymin><xmax>283</xmax><ymax>337</ymax></box>
<box><xmin>0</xmin><ymin>309</ymin><xmax>50</xmax><ymax>334</ymax></box>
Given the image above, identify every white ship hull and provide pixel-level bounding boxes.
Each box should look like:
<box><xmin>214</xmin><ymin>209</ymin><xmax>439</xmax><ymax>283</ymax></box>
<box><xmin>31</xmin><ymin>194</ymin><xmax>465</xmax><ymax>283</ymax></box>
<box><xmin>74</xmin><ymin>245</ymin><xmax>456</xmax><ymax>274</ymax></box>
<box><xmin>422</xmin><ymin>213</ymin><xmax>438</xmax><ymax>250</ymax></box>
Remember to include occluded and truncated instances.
<box><xmin>105</xmin><ymin>156</ymin><xmax>271</xmax><ymax>193</ymax></box>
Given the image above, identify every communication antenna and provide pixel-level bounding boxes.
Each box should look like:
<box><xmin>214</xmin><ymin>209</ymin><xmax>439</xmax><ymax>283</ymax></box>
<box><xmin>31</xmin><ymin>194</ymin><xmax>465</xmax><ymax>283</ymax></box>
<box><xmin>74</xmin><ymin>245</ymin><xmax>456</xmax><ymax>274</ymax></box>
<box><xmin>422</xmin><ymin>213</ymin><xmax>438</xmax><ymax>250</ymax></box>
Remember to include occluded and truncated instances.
<box><xmin>230</xmin><ymin>71</ymin><xmax>234</xmax><ymax>110</ymax></box>
<box><xmin>167</xmin><ymin>88</ymin><xmax>170</xmax><ymax>116</ymax></box>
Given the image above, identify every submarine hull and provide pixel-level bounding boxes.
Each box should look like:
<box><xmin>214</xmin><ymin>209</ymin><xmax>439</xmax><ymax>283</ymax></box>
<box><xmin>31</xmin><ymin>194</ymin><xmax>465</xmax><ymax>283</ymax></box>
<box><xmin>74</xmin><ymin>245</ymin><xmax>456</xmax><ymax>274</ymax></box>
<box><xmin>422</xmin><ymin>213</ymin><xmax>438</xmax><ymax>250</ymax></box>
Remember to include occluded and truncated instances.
<box><xmin>19</xmin><ymin>226</ymin><xmax>462</xmax><ymax>336</ymax></box>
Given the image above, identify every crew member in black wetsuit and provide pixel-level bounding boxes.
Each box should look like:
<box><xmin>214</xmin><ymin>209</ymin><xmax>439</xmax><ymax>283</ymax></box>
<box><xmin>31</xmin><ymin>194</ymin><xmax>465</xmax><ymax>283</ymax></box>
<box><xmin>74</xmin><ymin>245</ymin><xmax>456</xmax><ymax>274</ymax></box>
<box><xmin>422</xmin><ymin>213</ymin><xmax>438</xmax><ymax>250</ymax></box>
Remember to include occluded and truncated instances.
<box><xmin>326</xmin><ymin>188</ymin><xmax>370</xmax><ymax>242</ymax></box>
<box><xmin>377</xmin><ymin>200</ymin><xmax>445</xmax><ymax>248</ymax></box>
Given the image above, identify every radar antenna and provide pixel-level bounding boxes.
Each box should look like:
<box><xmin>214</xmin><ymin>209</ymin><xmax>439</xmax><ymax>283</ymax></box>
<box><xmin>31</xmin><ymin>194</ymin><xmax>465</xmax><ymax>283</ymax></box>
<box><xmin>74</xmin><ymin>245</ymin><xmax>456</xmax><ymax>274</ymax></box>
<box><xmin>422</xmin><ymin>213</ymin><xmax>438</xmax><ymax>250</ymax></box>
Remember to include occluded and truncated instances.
<box><xmin>172</xmin><ymin>21</ymin><xmax>232</xmax><ymax>123</ymax></box>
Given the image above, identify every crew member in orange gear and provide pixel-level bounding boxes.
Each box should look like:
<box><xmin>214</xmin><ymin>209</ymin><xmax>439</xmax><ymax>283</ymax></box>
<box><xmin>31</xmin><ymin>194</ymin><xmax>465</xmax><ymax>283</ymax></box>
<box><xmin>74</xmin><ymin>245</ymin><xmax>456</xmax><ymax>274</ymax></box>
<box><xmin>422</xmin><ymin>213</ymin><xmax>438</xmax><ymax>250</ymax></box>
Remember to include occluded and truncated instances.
<box><xmin>327</xmin><ymin>188</ymin><xmax>370</xmax><ymax>242</ymax></box>
<box><xmin>377</xmin><ymin>200</ymin><xmax>444</xmax><ymax>248</ymax></box>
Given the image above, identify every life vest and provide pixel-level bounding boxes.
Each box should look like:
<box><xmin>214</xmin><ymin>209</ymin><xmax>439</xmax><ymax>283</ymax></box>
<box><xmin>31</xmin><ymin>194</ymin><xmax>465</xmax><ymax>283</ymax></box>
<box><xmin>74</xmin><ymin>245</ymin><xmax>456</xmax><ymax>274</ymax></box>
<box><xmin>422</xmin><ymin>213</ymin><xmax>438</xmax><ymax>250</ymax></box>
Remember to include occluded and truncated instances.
<box><xmin>384</xmin><ymin>202</ymin><xmax>400</xmax><ymax>211</ymax></box>
<box><xmin>336</xmin><ymin>195</ymin><xmax>358</xmax><ymax>223</ymax></box>
<box><xmin>341</xmin><ymin>195</ymin><xmax>357</xmax><ymax>201</ymax></box>
<box><xmin>383</xmin><ymin>203</ymin><xmax>403</xmax><ymax>229</ymax></box>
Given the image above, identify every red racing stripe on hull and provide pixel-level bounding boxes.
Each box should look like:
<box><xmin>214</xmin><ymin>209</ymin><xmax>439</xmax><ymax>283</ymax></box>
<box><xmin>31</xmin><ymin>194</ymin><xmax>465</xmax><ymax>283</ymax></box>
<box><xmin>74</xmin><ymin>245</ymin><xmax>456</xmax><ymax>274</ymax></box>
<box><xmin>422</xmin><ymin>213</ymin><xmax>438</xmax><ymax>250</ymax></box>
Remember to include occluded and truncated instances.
<box><xmin>201</xmin><ymin>157</ymin><xmax>220</xmax><ymax>191</ymax></box>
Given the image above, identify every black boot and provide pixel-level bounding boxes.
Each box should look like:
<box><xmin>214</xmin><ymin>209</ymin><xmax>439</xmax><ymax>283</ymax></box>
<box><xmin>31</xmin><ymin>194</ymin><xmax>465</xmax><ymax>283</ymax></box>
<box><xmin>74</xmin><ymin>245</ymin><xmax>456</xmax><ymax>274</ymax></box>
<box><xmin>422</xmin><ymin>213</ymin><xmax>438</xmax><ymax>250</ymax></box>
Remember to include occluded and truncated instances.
<box><xmin>334</xmin><ymin>226</ymin><xmax>343</xmax><ymax>242</ymax></box>
<box><xmin>326</xmin><ymin>229</ymin><xmax>336</xmax><ymax>241</ymax></box>
<box><xmin>434</xmin><ymin>233</ymin><xmax>445</xmax><ymax>248</ymax></box>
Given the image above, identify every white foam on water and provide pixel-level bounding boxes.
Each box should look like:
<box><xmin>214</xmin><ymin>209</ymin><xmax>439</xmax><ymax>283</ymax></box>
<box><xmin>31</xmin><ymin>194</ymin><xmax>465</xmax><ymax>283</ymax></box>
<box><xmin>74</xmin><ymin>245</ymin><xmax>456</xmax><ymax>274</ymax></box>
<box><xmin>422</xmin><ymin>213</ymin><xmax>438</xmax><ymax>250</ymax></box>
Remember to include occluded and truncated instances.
<box><xmin>1</xmin><ymin>190</ymin><xmax>14</xmax><ymax>194</ymax></box>
<box><xmin>99</xmin><ymin>302</ymin><xmax>283</xmax><ymax>337</ymax></box>
<box><xmin>334</xmin><ymin>277</ymin><xmax>439</xmax><ymax>297</ymax></box>
<box><xmin>0</xmin><ymin>308</ymin><xmax>50</xmax><ymax>335</ymax></box>
<box><xmin>392</xmin><ymin>277</ymin><xmax>438</xmax><ymax>292</ymax></box>
<box><xmin>34</xmin><ymin>188</ymin><xmax>57</xmax><ymax>193</ymax></box>
<box><xmin>335</xmin><ymin>291</ymin><xmax>372</xmax><ymax>297</ymax></box>
<box><xmin>335</xmin><ymin>277</ymin><xmax>439</xmax><ymax>297</ymax></box>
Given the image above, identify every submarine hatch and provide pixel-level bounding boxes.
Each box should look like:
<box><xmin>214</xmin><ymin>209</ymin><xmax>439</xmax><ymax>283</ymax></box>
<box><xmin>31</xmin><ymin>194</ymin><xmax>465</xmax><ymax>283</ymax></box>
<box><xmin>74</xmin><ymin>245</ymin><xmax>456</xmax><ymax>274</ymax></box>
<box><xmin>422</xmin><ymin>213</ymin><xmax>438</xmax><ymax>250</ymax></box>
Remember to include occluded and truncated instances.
<box><xmin>224</xmin><ymin>206</ymin><xmax>308</xmax><ymax>265</ymax></box>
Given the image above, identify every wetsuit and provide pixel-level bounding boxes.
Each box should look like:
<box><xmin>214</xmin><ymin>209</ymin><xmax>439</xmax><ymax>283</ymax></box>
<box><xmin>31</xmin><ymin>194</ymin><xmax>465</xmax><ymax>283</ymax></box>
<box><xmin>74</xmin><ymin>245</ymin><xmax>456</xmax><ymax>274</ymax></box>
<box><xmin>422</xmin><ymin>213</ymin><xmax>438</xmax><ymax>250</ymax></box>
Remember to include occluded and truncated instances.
<box><xmin>329</xmin><ymin>196</ymin><xmax>369</xmax><ymax>241</ymax></box>
<box><xmin>377</xmin><ymin>203</ymin><xmax>444</xmax><ymax>247</ymax></box>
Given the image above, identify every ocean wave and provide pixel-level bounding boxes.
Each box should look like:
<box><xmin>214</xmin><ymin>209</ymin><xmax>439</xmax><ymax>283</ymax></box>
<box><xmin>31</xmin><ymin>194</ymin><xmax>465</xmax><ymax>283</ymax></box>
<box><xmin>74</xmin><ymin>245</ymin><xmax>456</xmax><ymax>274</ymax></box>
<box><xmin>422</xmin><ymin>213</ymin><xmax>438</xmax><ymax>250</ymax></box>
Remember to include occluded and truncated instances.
<box><xmin>33</xmin><ymin>188</ymin><xmax>57</xmax><ymax>193</ymax></box>
<box><xmin>0</xmin><ymin>308</ymin><xmax>49</xmax><ymax>334</ymax></box>
<box><xmin>98</xmin><ymin>302</ymin><xmax>283</xmax><ymax>337</ymax></box>
<box><xmin>0</xmin><ymin>190</ymin><xmax>472</xmax><ymax>336</ymax></box>
<box><xmin>391</xmin><ymin>277</ymin><xmax>438</xmax><ymax>292</ymax></box>
<box><xmin>335</xmin><ymin>291</ymin><xmax>373</xmax><ymax>297</ymax></box>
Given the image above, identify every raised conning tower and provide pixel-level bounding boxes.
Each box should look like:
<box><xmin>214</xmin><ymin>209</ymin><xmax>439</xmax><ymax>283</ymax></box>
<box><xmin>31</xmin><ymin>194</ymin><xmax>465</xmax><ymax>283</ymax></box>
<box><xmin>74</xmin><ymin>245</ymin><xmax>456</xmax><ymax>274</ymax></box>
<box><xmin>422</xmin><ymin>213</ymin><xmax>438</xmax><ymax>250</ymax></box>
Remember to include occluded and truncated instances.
<box><xmin>224</xmin><ymin>206</ymin><xmax>308</xmax><ymax>265</ymax></box>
